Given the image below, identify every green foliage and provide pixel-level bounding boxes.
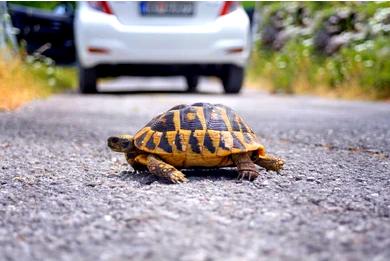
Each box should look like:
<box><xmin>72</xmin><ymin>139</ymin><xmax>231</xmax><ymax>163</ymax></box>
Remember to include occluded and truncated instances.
<box><xmin>249</xmin><ymin>2</ymin><xmax>390</xmax><ymax>100</ymax></box>
<box><xmin>24</xmin><ymin>54</ymin><xmax>76</xmax><ymax>93</ymax></box>
<box><xmin>242</xmin><ymin>2</ymin><xmax>256</xmax><ymax>10</ymax></box>
<box><xmin>8</xmin><ymin>1</ymin><xmax>75</xmax><ymax>11</ymax></box>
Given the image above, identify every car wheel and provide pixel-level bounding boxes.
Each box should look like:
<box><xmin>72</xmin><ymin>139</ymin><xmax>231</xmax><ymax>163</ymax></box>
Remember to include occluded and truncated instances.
<box><xmin>79</xmin><ymin>65</ymin><xmax>97</xmax><ymax>94</ymax></box>
<box><xmin>221</xmin><ymin>65</ymin><xmax>244</xmax><ymax>94</ymax></box>
<box><xmin>185</xmin><ymin>75</ymin><xmax>199</xmax><ymax>92</ymax></box>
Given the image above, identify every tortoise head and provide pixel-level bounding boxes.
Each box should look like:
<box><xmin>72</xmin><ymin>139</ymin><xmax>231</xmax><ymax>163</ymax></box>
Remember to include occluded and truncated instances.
<box><xmin>107</xmin><ymin>135</ymin><xmax>135</xmax><ymax>153</ymax></box>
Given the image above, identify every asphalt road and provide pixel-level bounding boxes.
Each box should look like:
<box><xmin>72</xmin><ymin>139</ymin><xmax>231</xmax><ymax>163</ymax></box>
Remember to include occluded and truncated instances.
<box><xmin>1</xmin><ymin>78</ymin><xmax>390</xmax><ymax>261</ymax></box>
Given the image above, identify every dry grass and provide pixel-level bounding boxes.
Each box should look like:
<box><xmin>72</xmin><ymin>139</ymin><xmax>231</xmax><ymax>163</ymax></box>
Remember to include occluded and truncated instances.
<box><xmin>0</xmin><ymin>54</ymin><xmax>76</xmax><ymax>111</ymax></box>
<box><xmin>0</xmin><ymin>57</ymin><xmax>49</xmax><ymax>111</ymax></box>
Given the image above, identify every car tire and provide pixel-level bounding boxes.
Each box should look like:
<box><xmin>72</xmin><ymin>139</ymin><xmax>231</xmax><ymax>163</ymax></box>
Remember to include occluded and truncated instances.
<box><xmin>185</xmin><ymin>75</ymin><xmax>199</xmax><ymax>93</ymax></box>
<box><xmin>221</xmin><ymin>65</ymin><xmax>244</xmax><ymax>94</ymax></box>
<box><xmin>79</xmin><ymin>65</ymin><xmax>97</xmax><ymax>94</ymax></box>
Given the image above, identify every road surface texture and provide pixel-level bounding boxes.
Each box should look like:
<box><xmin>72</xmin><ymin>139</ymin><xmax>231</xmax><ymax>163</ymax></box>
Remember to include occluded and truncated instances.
<box><xmin>1</xmin><ymin>78</ymin><xmax>390</xmax><ymax>261</ymax></box>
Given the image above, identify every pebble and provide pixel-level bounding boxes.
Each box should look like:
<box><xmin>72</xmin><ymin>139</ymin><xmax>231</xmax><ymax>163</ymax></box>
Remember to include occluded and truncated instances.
<box><xmin>260</xmin><ymin>180</ymin><xmax>270</xmax><ymax>186</ymax></box>
<box><xmin>104</xmin><ymin>215</ymin><xmax>112</xmax><ymax>222</ymax></box>
<box><xmin>306</xmin><ymin>176</ymin><xmax>316</xmax><ymax>182</ymax></box>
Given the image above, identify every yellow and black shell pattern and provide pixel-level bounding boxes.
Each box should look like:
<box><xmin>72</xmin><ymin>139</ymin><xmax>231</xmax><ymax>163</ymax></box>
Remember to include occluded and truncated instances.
<box><xmin>133</xmin><ymin>103</ymin><xmax>265</xmax><ymax>164</ymax></box>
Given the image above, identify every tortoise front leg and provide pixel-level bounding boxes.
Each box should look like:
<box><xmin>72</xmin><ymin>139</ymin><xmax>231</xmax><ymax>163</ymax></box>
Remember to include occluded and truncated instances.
<box><xmin>232</xmin><ymin>153</ymin><xmax>260</xmax><ymax>181</ymax></box>
<box><xmin>125</xmin><ymin>152</ymin><xmax>146</xmax><ymax>173</ymax></box>
<box><xmin>134</xmin><ymin>154</ymin><xmax>188</xmax><ymax>183</ymax></box>
<box><xmin>254</xmin><ymin>155</ymin><xmax>284</xmax><ymax>173</ymax></box>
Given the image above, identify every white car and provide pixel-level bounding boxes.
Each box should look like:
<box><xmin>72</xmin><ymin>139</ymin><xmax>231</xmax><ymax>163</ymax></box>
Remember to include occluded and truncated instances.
<box><xmin>75</xmin><ymin>1</ymin><xmax>251</xmax><ymax>94</ymax></box>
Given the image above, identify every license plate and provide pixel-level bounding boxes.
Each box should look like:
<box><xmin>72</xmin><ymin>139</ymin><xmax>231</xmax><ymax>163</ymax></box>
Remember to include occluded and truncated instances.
<box><xmin>139</xmin><ymin>1</ymin><xmax>194</xmax><ymax>16</ymax></box>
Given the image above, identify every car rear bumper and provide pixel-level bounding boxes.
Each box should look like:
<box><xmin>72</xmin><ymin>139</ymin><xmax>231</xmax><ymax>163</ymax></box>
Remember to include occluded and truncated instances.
<box><xmin>75</xmin><ymin>7</ymin><xmax>250</xmax><ymax>68</ymax></box>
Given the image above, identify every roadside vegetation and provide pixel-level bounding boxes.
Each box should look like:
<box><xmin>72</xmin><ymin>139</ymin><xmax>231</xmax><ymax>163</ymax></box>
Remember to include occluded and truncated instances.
<box><xmin>1</xmin><ymin>1</ymin><xmax>76</xmax><ymax>111</ymax></box>
<box><xmin>0</xmin><ymin>53</ymin><xmax>76</xmax><ymax>111</ymax></box>
<box><xmin>248</xmin><ymin>2</ymin><xmax>390</xmax><ymax>100</ymax></box>
<box><xmin>2</xmin><ymin>1</ymin><xmax>389</xmax><ymax>112</ymax></box>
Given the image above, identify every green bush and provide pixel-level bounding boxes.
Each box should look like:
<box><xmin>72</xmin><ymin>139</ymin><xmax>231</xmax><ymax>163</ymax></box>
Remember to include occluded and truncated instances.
<box><xmin>249</xmin><ymin>2</ymin><xmax>390</xmax><ymax>100</ymax></box>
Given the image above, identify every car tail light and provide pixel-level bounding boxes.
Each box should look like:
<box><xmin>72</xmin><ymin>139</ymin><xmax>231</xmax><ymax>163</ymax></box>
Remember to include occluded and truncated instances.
<box><xmin>226</xmin><ymin>47</ymin><xmax>244</xmax><ymax>54</ymax></box>
<box><xmin>88</xmin><ymin>47</ymin><xmax>110</xmax><ymax>54</ymax></box>
<box><xmin>219</xmin><ymin>1</ymin><xmax>239</xmax><ymax>16</ymax></box>
<box><xmin>88</xmin><ymin>1</ymin><xmax>113</xmax><ymax>15</ymax></box>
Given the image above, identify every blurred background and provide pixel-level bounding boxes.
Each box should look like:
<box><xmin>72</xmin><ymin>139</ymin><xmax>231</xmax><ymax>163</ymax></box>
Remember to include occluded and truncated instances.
<box><xmin>1</xmin><ymin>1</ymin><xmax>389</xmax><ymax>110</ymax></box>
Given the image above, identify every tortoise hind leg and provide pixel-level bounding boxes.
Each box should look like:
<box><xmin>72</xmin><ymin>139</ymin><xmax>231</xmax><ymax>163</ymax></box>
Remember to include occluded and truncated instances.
<box><xmin>232</xmin><ymin>153</ymin><xmax>260</xmax><ymax>181</ymax></box>
<box><xmin>135</xmin><ymin>154</ymin><xmax>188</xmax><ymax>183</ymax></box>
<box><xmin>254</xmin><ymin>155</ymin><xmax>284</xmax><ymax>173</ymax></box>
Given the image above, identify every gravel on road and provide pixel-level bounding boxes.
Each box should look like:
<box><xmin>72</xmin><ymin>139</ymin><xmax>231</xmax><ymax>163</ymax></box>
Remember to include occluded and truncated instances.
<box><xmin>1</xmin><ymin>79</ymin><xmax>390</xmax><ymax>261</ymax></box>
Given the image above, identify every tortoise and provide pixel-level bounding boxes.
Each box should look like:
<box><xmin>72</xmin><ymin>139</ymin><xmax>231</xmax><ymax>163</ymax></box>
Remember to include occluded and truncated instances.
<box><xmin>107</xmin><ymin>103</ymin><xmax>284</xmax><ymax>183</ymax></box>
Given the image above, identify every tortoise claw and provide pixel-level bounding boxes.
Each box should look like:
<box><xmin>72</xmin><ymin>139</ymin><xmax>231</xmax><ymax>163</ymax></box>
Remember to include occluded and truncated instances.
<box><xmin>169</xmin><ymin>170</ymin><xmax>189</xmax><ymax>184</ymax></box>
<box><xmin>237</xmin><ymin>170</ymin><xmax>259</xmax><ymax>181</ymax></box>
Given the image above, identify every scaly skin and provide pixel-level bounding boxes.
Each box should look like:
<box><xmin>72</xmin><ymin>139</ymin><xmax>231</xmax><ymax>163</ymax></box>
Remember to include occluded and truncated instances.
<box><xmin>254</xmin><ymin>155</ymin><xmax>285</xmax><ymax>173</ymax></box>
<box><xmin>134</xmin><ymin>154</ymin><xmax>188</xmax><ymax>183</ymax></box>
<box><xmin>232</xmin><ymin>153</ymin><xmax>260</xmax><ymax>181</ymax></box>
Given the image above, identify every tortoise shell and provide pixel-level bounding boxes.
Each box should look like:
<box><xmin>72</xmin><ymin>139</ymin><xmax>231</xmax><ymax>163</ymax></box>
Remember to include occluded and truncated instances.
<box><xmin>133</xmin><ymin>103</ymin><xmax>265</xmax><ymax>159</ymax></box>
